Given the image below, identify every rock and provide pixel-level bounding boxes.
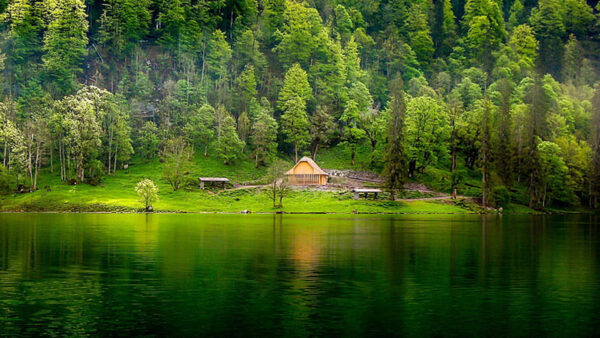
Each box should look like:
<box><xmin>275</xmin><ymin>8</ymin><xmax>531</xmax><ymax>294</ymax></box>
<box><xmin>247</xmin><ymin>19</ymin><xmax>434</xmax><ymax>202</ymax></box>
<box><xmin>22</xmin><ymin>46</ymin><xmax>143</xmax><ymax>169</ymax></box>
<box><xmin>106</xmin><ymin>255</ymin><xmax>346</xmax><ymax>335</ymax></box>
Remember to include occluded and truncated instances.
<box><xmin>240</xmin><ymin>210</ymin><xmax>251</xmax><ymax>214</ymax></box>
<box><xmin>147</xmin><ymin>206</ymin><xmax>154</xmax><ymax>212</ymax></box>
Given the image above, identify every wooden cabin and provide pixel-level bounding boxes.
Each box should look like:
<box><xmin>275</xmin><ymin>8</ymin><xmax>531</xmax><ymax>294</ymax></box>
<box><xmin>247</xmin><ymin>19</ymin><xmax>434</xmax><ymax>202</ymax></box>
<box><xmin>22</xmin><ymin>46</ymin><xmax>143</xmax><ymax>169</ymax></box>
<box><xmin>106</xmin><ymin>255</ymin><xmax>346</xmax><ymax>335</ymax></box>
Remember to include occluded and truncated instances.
<box><xmin>285</xmin><ymin>157</ymin><xmax>328</xmax><ymax>186</ymax></box>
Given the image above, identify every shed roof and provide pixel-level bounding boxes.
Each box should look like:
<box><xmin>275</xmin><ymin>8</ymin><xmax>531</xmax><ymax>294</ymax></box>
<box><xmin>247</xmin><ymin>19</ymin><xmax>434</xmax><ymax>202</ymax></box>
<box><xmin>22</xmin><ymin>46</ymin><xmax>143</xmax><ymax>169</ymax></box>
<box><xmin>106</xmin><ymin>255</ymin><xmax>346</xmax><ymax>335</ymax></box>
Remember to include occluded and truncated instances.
<box><xmin>285</xmin><ymin>156</ymin><xmax>328</xmax><ymax>176</ymax></box>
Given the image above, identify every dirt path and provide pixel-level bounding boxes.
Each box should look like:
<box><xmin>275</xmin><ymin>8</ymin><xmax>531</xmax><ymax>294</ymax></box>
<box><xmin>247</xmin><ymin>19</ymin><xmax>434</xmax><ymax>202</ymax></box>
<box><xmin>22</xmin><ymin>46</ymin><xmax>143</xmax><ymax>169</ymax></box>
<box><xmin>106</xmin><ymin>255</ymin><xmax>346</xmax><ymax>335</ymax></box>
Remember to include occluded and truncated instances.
<box><xmin>396</xmin><ymin>195</ymin><xmax>468</xmax><ymax>202</ymax></box>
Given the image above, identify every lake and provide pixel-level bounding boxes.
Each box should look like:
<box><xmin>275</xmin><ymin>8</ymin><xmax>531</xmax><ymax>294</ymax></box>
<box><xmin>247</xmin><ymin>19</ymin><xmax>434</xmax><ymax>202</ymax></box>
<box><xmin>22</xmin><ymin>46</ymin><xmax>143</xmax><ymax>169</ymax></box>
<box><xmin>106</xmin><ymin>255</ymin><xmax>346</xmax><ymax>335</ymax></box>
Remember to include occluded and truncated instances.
<box><xmin>0</xmin><ymin>213</ymin><xmax>599</xmax><ymax>336</ymax></box>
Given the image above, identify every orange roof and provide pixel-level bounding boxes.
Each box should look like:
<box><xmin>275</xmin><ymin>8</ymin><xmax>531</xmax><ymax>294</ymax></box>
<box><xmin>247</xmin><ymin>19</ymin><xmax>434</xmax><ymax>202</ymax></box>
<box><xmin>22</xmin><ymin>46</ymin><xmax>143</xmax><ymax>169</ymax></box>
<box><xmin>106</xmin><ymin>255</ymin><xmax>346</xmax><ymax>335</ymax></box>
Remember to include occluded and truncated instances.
<box><xmin>285</xmin><ymin>156</ymin><xmax>328</xmax><ymax>176</ymax></box>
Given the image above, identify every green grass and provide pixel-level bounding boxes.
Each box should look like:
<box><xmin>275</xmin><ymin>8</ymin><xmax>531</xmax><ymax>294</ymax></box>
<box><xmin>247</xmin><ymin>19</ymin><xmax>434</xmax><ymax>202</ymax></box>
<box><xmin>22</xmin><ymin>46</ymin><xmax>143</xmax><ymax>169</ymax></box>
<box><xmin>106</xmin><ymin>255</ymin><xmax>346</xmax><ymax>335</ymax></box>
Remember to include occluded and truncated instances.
<box><xmin>0</xmin><ymin>146</ymin><xmax>552</xmax><ymax>214</ymax></box>
<box><xmin>0</xmin><ymin>155</ymin><xmax>470</xmax><ymax>214</ymax></box>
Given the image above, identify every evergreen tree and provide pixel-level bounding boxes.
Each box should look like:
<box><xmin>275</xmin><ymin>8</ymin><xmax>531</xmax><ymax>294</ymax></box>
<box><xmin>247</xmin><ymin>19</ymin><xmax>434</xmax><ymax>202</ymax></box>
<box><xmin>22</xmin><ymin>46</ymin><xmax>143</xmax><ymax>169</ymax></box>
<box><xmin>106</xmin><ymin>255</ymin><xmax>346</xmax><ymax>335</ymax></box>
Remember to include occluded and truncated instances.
<box><xmin>216</xmin><ymin>113</ymin><xmax>243</xmax><ymax>165</ymax></box>
<box><xmin>494</xmin><ymin>78</ymin><xmax>514</xmax><ymax>186</ymax></box>
<box><xmin>530</xmin><ymin>0</ymin><xmax>566</xmax><ymax>79</ymax></box>
<box><xmin>42</xmin><ymin>0</ymin><xmax>89</xmax><ymax>96</ymax></box>
<box><xmin>591</xmin><ymin>87</ymin><xmax>600</xmax><ymax>208</ymax></box>
<box><xmin>310</xmin><ymin>107</ymin><xmax>335</xmax><ymax>160</ymax></box>
<box><xmin>280</xmin><ymin>96</ymin><xmax>310</xmax><ymax>163</ymax></box>
<box><xmin>251</xmin><ymin>111</ymin><xmax>278</xmax><ymax>167</ymax></box>
<box><xmin>383</xmin><ymin>76</ymin><xmax>407</xmax><ymax>200</ymax></box>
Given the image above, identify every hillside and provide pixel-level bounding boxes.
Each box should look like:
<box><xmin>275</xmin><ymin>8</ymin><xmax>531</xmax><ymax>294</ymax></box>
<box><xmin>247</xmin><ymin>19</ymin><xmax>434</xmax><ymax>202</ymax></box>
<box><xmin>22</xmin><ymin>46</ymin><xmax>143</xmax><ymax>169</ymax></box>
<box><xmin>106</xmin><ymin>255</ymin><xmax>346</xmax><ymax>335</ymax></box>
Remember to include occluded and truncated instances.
<box><xmin>0</xmin><ymin>0</ymin><xmax>599</xmax><ymax>212</ymax></box>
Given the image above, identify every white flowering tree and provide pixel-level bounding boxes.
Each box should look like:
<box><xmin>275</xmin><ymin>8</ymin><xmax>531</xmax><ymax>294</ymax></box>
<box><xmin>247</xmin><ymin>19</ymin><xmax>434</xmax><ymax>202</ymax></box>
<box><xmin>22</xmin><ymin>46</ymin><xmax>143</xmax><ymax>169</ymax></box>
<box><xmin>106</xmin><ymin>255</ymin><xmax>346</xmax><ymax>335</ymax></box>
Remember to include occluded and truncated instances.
<box><xmin>135</xmin><ymin>179</ymin><xmax>159</xmax><ymax>211</ymax></box>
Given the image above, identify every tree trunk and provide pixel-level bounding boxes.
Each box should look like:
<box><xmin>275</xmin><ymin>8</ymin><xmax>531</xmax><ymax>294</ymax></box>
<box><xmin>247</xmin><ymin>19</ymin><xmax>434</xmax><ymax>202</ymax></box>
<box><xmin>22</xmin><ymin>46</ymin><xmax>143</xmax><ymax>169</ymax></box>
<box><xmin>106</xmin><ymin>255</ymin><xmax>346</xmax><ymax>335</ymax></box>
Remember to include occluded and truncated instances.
<box><xmin>113</xmin><ymin>146</ymin><xmax>118</xmax><ymax>173</ymax></box>
<box><xmin>107</xmin><ymin>128</ymin><xmax>113</xmax><ymax>175</ymax></box>
<box><xmin>482</xmin><ymin>162</ymin><xmax>486</xmax><ymax>207</ymax></box>
<box><xmin>33</xmin><ymin>142</ymin><xmax>40</xmax><ymax>190</ymax></box>
<box><xmin>313</xmin><ymin>143</ymin><xmax>319</xmax><ymax>161</ymax></box>
<box><xmin>294</xmin><ymin>143</ymin><xmax>298</xmax><ymax>163</ymax></box>
<box><xmin>50</xmin><ymin>142</ymin><xmax>53</xmax><ymax>173</ymax></box>
<box><xmin>3</xmin><ymin>139</ymin><xmax>7</xmax><ymax>167</ymax></box>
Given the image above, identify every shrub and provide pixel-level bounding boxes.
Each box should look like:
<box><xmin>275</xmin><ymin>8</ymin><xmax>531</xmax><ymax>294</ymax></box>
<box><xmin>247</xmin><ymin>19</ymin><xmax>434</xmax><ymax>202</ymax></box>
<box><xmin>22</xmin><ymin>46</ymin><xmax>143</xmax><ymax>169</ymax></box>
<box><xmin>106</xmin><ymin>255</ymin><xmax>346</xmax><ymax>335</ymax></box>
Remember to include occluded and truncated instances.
<box><xmin>491</xmin><ymin>186</ymin><xmax>511</xmax><ymax>208</ymax></box>
<box><xmin>0</xmin><ymin>165</ymin><xmax>10</xmax><ymax>194</ymax></box>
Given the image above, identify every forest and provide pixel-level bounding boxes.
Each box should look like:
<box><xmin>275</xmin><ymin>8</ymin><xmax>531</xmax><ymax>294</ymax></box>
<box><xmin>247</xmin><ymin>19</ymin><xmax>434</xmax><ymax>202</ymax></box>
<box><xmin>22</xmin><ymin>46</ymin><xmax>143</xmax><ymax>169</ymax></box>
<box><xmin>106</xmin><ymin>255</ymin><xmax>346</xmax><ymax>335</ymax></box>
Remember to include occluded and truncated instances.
<box><xmin>0</xmin><ymin>0</ymin><xmax>599</xmax><ymax>210</ymax></box>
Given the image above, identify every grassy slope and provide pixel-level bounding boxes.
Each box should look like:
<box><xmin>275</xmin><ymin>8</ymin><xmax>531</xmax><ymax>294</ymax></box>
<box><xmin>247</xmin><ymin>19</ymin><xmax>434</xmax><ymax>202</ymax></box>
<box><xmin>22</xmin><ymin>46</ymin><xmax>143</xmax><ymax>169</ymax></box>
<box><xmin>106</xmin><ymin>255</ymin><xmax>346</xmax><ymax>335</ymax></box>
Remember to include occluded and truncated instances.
<box><xmin>0</xmin><ymin>152</ymin><xmax>470</xmax><ymax>214</ymax></box>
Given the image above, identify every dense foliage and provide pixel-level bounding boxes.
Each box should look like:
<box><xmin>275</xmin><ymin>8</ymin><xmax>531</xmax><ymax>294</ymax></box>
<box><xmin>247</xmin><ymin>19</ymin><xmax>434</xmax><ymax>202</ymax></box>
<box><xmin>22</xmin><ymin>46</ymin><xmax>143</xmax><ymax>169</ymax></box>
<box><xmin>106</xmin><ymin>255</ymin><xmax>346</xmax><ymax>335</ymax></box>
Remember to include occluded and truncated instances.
<box><xmin>0</xmin><ymin>0</ymin><xmax>599</xmax><ymax>209</ymax></box>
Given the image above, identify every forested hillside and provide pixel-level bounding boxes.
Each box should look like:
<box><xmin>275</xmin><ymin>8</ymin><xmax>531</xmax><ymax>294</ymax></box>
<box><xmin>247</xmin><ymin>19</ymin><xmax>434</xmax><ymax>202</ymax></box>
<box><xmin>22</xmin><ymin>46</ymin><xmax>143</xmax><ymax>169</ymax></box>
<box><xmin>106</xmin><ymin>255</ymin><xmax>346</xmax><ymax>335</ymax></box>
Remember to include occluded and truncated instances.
<box><xmin>0</xmin><ymin>0</ymin><xmax>599</xmax><ymax>210</ymax></box>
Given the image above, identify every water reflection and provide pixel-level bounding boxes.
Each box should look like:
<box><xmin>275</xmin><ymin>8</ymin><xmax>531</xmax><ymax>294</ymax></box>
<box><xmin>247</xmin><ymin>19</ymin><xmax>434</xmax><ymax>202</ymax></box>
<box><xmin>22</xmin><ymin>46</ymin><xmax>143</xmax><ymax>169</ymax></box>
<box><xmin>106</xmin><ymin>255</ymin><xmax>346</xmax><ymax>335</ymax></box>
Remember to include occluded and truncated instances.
<box><xmin>0</xmin><ymin>213</ymin><xmax>599</xmax><ymax>336</ymax></box>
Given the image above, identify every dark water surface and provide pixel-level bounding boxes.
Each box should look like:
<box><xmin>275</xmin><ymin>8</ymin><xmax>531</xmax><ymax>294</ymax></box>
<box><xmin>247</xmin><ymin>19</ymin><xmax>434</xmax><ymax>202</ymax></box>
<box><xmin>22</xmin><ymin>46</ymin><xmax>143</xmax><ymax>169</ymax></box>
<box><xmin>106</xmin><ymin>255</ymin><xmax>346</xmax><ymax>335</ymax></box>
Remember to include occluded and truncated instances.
<box><xmin>1</xmin><ymin>213</ymin><xmax>599</xmax><ymax>336</ymax></box>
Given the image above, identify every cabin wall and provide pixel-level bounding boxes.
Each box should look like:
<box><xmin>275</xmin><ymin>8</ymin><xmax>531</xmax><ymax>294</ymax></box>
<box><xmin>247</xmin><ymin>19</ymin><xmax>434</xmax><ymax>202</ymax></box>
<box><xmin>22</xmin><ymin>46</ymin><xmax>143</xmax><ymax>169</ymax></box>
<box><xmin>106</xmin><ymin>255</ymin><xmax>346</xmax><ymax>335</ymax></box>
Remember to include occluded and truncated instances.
<box><xmin>288</xmin><ymin>174</ymin><xmax>327</xmax><ymax>186</ymax></box>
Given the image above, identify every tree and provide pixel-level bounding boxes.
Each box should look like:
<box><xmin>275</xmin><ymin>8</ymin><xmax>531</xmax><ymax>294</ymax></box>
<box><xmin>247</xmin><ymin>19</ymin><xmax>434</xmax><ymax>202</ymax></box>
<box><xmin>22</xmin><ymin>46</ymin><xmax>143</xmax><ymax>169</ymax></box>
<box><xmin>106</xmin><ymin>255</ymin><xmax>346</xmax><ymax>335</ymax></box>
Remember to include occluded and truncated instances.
<box><xmin>184</xmin><ymin>104</ymin><xmax>215</xmax><ymax>157</ymax></box>
<box><xmin>98</xmin><ymin>0</ymin><xmax>152</xmax><ymax>57</ymax></box>
<box><xmin>205</xmin><ymin>29</ymin><xmax>232</xmax><ymax>100</ymax></box>
<box><xmin>478</xmin><ymin>95</ymin><xmax>493</xmax><ymax>206</ymax></box>
<box><xmin>537</xmin><ymin>141</ymin><xmax>568</xmax><ymax>207</ymax></box>
<box><xmin>264</xmin><ymin>160</ymin><xmax>291</xmax><ymax>208</ymax></box>
<box><xmin>310</xmin><ymin>107</ymin><xmax>335</xmax><ymax>160</ymax></box>
<box><xmin>0</xmin><ymin>0</ymin><xmax>44</xmax><ymax>94</ymax></box>
<box><xmin>135</xmin><ymin>179</ymin><xmax>158</xmax><ymax>211</ymax></box>
<box><xmin>280</xmin><ymin>96</ymin><xmax>310</xmax><ymax>163</ymax></box>
<box><xmin>42</xmin><ymin>0</ymin><xmax>89</xmax><ymax>96</ymax></box>
<box><xmin>530</xmin><ymin>0</ymin><xmax>566</xmax><ymax>79</ymax></box>
<box><xmin>216</xmin><ymin>114</ymin><xmax>243</xmax><ymax>165</ymax></box>
<box><xmin>383</xmin><ymin>76</ymin><xmax>408</xmax><ymax>200</ymax></box>
<box><xmin>274</xmin><ymin>0</ymin><xmax>324</xmax><ymax>69</ymax></box>
<box><xmin>51</xmin><ymin>87</ymin><xmax>103</xmax><ymax>183</ymax></box>
<box><xmin>508</xmin><ymin>0</ymin><xmax>526</xmax><ymax>28</ymax></box>
<box><xmin>406</xmin><ymin>2</ymin><xmax>434</xmax><ymax>68</ymax></box>
<box><xmin>405</xmin><ymin>96</ymin><xmax>450</xmax><ymax>177</ymax></box>
<box><xmin>138</xmin><ymin>121</ymin><xmax>159</xmax><ymax>161</ymax></box>
<box><xmin>509</xmin><ymin>24</ymin><xmax>539</xmax><ymax>75</ymax></box>
<box><xmin>591</xmin><ymin>87</ymin><xmax>600</xmax><ymax>208</ymax></box>
<box><xmin>251</xmin><ymin>111</ymin><xmax>278</xmax><ymax>167</ymax></box>
<box><xmin>236</xmin><ymin>65</ymin><xmax>258</xmax><ymax>114</ymax></box>
<box><xmin>563</xmin><ymin>0</ymin><xmax>594</xmax><ymax>38</ymax></box>
<box><xmin>161</xmin><ymin>137</ymin><xmax>193</xmax><ymax>191</ymax></box>
<box><xmin>237</xmin><ymin>111</ymin><xmax>250</xmax><ymax>153</ymax></box>
<box><xmin>464</xmin><ymin>0</ymin><xmax>506</xmax><ymax>72</ymax></box>
<box><xmin>431</xmin><ymin>0</ymin><xmax>457</xmax><ymax>57</ymax></box>
<box><xmin>277</xmin><ymin>63</ymin><xmax>312</xmax><ymax>112</ymax></box>
<box><xmin>562</xmin><ymin>35</ymin><xmax>584</xmax><ymax>85</ymax></box>
<box><xmin>524</xmin><ymin>76</ymin><xmax>551</xmax><ymax>207</ymax></box>
<box><xmin>494</xmin><ymin>78</ymin><xmax>514</xmax><ymax>186</ymax></box>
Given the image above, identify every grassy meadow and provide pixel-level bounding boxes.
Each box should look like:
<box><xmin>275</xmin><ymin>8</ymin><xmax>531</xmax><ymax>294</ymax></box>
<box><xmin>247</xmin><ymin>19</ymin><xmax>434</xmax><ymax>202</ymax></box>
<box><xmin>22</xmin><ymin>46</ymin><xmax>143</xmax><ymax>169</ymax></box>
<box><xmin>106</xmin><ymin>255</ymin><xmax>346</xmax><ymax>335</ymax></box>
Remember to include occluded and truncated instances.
<box><xmin>0</xmin><ymin>146</ymin><xmax>491</xmax><ymax>214</ymax></box>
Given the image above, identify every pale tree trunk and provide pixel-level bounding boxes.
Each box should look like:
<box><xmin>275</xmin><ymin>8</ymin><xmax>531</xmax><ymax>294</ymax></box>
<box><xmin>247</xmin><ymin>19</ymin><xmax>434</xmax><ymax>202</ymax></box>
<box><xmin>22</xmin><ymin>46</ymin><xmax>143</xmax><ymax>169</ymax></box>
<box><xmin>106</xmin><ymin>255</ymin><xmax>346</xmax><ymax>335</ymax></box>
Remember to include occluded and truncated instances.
<box><xmin>27</xmin><ymin>134</ymin><xmax>33</xmax><ymax>189</ymax></box>
<box><xmin>294</xmin><ymin>143</ymin><xmax>298</xmax><ymax>163</ymax></box>
<box><xmin>33</xmin><ymin>142</ymin><xmax>40</xmax><ymax>190</ymax></box>
<box><xmin>113</xmin><ymin>146</ymin><xmax>118</xmax><ymax>173</ymax></box>
<box><xmin>3</xmin><ymin>140</ymin><xmax>7</xmax><ymax>167</ymax></box>
<box><xmin>107</xmin><ymin>128</ymin><xmax>113</xmax><ymax>175</ymax></box>
<box><xmin>50</xmin><ymin>142</ymin><xmax>53</xmax><ymax>173</ymax></box>
<box><xmin>482</xmin><ymin>152</ymin><xmax>487</xmax><ymax>207</ymax></box>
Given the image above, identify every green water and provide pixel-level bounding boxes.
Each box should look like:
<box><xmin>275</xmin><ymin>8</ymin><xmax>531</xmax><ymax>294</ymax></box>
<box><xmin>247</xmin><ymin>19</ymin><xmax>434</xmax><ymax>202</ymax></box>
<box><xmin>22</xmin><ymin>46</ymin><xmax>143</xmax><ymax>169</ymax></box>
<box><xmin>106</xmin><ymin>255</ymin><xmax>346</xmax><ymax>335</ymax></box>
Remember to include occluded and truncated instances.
<box><xmin>0</xmin><ymin>214</ymin><xmax>599</xmax><ymax>336</ymax></box>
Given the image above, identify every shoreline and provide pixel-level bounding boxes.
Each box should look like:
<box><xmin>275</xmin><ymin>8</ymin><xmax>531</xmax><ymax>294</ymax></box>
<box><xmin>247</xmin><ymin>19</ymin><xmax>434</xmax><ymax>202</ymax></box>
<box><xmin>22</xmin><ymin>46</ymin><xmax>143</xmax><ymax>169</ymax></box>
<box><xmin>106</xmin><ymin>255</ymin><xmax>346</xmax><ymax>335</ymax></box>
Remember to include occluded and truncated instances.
<box><xmin>0</xmin><ymin>209</ymin><xmax>590</xmax><ymax>216</ymax></box>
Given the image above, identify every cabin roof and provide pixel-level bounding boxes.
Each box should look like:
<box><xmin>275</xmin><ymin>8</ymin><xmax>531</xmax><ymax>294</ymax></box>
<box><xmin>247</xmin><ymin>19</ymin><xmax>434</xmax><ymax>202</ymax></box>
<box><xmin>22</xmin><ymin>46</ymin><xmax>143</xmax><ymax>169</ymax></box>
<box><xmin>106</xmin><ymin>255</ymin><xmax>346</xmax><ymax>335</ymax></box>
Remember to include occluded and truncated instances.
<box><xmin>285</xmin><ymin>156</ymin><xmax>328</xmax><ymax>176</ymax></box>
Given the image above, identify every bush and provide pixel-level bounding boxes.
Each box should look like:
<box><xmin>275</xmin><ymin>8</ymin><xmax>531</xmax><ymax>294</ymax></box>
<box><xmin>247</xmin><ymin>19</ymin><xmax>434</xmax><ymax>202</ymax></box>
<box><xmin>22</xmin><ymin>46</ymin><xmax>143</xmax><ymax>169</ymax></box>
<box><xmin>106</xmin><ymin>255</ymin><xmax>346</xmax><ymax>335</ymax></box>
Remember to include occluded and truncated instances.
<box><xmin>0</xmin><ymin>165</ymin><xmax>10</xmax><ymax>194</ymax></box>
<box><xmin>491</xmin><ymin>186</ymin><xmax>511</xmax><ymax>208</ymax></box>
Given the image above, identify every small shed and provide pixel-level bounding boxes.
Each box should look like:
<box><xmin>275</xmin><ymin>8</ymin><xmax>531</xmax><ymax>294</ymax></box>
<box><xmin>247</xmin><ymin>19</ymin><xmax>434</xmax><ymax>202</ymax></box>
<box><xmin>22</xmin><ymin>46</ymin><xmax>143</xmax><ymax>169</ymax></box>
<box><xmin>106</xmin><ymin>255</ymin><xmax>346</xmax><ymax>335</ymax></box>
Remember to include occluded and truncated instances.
<box><xmin>285</xmin><ymin>157</ymin><xmax>328</xmax><ymax>186</ymax></box>
<box><xmin>199</xmin><ymin>177</ymin><xmax>230</xmax><ymax>189</ymax></box>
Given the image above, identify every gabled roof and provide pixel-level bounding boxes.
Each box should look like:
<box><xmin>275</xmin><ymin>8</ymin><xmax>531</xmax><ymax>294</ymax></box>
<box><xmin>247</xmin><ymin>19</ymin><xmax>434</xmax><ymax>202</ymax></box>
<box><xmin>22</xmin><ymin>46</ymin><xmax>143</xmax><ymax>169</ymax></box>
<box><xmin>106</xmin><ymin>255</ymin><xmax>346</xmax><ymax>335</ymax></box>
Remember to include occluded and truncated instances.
<box><xmin>285</xmin><ymin>156</ymin><xmax>328</xmax><ymax>176</ymax></box>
